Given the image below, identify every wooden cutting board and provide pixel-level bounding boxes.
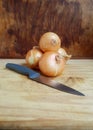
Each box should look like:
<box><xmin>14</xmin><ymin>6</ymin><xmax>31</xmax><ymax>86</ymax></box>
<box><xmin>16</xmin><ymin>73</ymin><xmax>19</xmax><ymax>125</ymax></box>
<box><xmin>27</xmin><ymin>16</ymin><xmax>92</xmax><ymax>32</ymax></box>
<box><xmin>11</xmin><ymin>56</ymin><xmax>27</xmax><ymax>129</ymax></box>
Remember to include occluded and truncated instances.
<box><xmin>0</xmin><ymin>59</ymin><xmax>93</xmax><ymax>130</ymax></box>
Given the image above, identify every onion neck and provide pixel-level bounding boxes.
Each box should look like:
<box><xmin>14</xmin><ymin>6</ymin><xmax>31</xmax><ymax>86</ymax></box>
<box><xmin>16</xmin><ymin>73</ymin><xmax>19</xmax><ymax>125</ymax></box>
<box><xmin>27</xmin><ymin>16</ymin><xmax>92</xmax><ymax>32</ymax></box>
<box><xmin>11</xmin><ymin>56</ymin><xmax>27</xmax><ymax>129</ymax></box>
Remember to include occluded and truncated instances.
<box><xmin>55</xmin><ymin>54</ymin><xmax>64</xmax><ymax>63</ymax></box>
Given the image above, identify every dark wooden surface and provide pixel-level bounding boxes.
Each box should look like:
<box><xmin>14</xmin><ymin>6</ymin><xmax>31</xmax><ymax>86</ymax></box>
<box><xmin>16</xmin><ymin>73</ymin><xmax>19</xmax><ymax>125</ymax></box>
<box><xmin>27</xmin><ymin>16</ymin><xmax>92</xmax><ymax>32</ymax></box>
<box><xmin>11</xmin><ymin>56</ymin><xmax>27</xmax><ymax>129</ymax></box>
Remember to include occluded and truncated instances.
<box><xmin>0</xmin><ymin>0</ymin><xmax>93</xmax><ymax>58</ymax></box>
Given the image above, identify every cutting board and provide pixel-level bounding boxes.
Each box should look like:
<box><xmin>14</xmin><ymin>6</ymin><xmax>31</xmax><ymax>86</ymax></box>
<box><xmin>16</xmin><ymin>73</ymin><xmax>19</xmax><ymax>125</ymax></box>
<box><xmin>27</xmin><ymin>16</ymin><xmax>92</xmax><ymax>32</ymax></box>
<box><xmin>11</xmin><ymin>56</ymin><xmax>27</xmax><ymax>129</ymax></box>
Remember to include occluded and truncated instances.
<box><xmin>0</xmin><ymin>59</ymin><xmax>93</xmax><ymax>130</ymax></box>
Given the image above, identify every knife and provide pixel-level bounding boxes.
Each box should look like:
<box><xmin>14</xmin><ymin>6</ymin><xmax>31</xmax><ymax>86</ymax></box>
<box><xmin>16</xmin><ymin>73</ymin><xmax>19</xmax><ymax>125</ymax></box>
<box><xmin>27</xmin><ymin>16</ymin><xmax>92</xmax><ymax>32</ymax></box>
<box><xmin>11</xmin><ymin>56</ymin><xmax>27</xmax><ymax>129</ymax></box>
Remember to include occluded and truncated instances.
<box><xmin>6</xmin><ymin>63</ymin><xmax>85</xmax><ymax>96</ymax></box>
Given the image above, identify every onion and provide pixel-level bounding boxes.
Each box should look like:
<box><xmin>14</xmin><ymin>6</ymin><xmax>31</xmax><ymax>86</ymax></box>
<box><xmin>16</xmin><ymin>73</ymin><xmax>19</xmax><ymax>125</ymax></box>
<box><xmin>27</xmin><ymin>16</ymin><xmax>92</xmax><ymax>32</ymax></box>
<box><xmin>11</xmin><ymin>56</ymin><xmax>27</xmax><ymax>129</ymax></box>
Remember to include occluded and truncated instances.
<box><xmin>39</xmin><ymin>51</ymin><xmax>65</xmax><ymax>77</ymax></box>
<box><xmin>39</xmin><ymin>32</ymin><xmax>61</xmax><ymax>52</ymax></box>
<box><xmin>26</xmin><ymin>46</ymin><xmax>43</xmax><ymax>69</ymax></box>
<box><xmin>58</xmin><ymin>48</ymin><xmax>72</xmax><ymax>62</ymax></box>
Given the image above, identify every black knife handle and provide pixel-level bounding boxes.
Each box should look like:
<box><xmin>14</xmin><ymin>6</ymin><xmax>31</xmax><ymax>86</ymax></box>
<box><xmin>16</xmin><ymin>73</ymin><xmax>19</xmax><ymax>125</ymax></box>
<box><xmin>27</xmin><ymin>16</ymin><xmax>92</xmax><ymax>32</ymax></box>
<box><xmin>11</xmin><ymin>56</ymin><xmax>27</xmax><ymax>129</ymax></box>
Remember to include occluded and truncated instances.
<box><xmin>6</xmin><ymin>63</ymin><xmax>40</xmax><ymax>79</ymax></box>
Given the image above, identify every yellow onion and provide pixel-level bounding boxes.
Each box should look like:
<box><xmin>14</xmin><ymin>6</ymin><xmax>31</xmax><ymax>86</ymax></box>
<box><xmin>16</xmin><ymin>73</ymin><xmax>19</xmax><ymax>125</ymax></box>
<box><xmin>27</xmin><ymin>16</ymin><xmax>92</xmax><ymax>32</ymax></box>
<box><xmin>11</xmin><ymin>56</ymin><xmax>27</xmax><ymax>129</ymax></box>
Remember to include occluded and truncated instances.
<box><xmin>58</xmin><ymin>48</ymin><xmax>72</xmax><ymax>62</ymax></box>
<box><xmin>26</xmin><ymin>46</ymin><xmax>43</xmax><ymax>69</ymax></box>
<box><xmin>39</xmin><ymin>51</ymin><xmax>65</xmax><ymax>77</ymax></box>
<box><xmin>39</xmin><ymin>32</ymin><xmax>61</xmax><ymax>52</ymax></box>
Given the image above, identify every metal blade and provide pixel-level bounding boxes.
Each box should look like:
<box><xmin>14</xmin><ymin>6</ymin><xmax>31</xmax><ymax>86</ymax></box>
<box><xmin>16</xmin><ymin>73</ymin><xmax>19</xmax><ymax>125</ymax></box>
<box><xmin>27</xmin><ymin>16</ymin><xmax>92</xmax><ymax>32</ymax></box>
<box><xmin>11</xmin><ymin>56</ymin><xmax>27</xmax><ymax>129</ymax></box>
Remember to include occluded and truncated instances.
<box><xmin>33</xmin><ymin>75</ymin><xmax>85</xmax><ymax>96</ymax></box>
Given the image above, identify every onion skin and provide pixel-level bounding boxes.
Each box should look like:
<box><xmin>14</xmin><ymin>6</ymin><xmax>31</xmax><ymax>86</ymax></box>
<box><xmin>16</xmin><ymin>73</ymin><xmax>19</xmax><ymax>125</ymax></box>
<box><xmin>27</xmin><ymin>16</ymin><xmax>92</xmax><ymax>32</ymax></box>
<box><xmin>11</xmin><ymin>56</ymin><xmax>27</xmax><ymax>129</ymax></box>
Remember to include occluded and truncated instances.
<box><xmin>58</xmin><ymin>48</ymin><xmax>67</xmax><ymax>56</ymax></box>
<box><xmin>26</xmin><ymin>47</ymin><xmax>43</xmax><ymax>69</ymax></box>
<box><xmin>39</xmin><ymin>51</ymin><xmax>65</xmax><ymax>77</ymax></box>
<box><xmin>39</xmin><ymin>32</ymin><xmax>61</xmax><ymax>52</ymax></box>
<box><xmin>58</xmin><ymin>48</ymin><xmax>72</xmax><ymax>62</ymax></box>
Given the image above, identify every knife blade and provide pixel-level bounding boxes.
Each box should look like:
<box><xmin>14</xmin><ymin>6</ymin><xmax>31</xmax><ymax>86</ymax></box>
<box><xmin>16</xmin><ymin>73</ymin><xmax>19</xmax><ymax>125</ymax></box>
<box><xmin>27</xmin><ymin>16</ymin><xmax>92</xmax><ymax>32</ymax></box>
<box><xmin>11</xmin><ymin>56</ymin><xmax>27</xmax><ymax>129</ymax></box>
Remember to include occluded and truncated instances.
<box><xmin>6</xmin><ymin>63</ymin><xmax>85</xmax><ymax>96</ymax></box>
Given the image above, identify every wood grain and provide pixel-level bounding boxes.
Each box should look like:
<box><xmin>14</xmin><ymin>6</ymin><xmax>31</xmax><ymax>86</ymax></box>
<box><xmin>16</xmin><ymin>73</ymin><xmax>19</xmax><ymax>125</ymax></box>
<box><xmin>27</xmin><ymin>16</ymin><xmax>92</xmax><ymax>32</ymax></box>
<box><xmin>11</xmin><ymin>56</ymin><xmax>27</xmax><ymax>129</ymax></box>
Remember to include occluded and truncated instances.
<box><xmin>0</xmin><ymin>59</ymin><xmax>93</xmax><ymax>129</ymax></box>
<box><xmin>0</xmin><ymin>0</ymin><xmax>93</xmax><ymax>58</ymax></box>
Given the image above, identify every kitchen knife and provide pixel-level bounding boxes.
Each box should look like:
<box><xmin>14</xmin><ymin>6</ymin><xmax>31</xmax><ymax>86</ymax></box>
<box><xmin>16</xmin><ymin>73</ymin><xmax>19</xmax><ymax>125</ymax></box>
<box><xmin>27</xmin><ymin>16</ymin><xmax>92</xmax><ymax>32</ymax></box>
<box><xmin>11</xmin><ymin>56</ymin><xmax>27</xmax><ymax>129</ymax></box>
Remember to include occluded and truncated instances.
<box><xmin>6</xmin><ymin>63</ymin><xmax>85</xmax><ymax>96</ymax></box>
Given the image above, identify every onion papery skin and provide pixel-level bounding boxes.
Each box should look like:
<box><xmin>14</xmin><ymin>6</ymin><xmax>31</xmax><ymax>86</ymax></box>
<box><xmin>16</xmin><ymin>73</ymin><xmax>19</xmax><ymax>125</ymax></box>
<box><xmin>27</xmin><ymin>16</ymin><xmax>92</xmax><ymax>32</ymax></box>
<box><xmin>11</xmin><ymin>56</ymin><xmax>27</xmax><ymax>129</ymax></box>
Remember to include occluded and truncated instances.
<box><xmin>58</xmin><ymin>48</ymin><xmax>72</xmax><ymax>62</ymax></box>
<box><xmin>39</xmin><ymin>32</ymin><xmax>61</xmax><ymax>52</ymax></box>
<box><xmin>26</xmin><ymin>48</ymin><xmax>43</xmax><ymax>69</ymax></box>
<box><xmin>39</xmin><ymin>51</ymin><xmax>65</xmax><ymax>77</ymax></box>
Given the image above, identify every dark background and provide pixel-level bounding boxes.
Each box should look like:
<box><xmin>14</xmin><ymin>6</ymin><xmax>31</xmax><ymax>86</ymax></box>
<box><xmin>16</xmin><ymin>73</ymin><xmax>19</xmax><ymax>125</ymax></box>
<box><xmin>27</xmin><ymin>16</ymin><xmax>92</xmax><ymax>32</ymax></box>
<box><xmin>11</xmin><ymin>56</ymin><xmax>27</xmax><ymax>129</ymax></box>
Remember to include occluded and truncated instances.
<box><xmin>0</xmin><ymin>0</ymin><xmax>93</xmax><ymax>58</ymax></box>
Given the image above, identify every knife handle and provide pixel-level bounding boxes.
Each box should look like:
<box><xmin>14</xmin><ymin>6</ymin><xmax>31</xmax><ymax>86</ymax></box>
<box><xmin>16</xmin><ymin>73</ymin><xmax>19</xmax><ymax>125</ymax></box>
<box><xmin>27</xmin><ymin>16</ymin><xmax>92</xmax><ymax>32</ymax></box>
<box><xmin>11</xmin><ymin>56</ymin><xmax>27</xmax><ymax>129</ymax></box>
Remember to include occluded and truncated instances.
<box><xmin>6</xmin><ymin>63</ymin><xmax>40</xmax><ymax>79</ymax></box>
